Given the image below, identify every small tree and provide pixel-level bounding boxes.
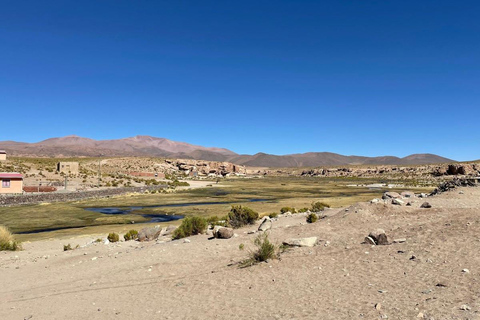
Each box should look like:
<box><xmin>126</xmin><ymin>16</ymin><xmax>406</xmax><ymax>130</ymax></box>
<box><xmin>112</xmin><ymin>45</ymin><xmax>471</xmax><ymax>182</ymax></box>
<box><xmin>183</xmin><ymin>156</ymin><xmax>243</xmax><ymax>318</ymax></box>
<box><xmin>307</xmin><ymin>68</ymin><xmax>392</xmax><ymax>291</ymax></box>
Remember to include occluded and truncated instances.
<box><xmin>172</xmin><ymin>216</ymin><xmax>207</xmax><ymax>239</ymax></box>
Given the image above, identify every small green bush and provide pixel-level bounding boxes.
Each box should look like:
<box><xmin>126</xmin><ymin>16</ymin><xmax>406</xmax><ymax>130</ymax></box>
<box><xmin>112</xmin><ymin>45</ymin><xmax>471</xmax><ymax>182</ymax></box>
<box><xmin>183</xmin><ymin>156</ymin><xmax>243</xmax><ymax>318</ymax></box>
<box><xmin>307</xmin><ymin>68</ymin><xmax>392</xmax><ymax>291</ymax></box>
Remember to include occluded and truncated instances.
<box><xmin>239</xmin><ymin>243</ymin><xmax>245</xmax><ymax>250</ymax></box>
<box><xmin>280</xmin><ymin>207</ymin><xmax>296</xmax><ymax>214</ymax></box>
<box><xmin>172</xmin><ymin>216</ymin><xmax>207</xmax><ymax>239</ymax></box>
<box><xmin>124</xmin><ymin>229</ymin><xmax>138</xmax><ymax>241</ymax></box>
<box><xmin>241</xmin><ymin>233</ymin><xmax>276</xmax><ymax>267</ymax></box>
<box><xmin>306</xmin><ymin>213</ymin><xmax>318</xmax><ymax>223</ymax></box>
<box><xmin>107</xmin><ymin>232</ymin><xmax>120</xmax><ymax>243</ymax></box>
<box><xmin>63</xmin><ymin>244</ymin><xmax>73</xmax><ymax>251</ymax></box>
<box><xmin>298</xmin><ymin>207</ymin><xmax>309</xmax><ymax>213</ymax></box>
<box><xmin>227</xmin><ymin>205</ymin><xmax>259</xmax><ymax>228</ymax></box>
<box><xmin>310</xmin><ymin>201</ymin><xmax>330</xmax><ymax>212</ymax></box>
<box><xmin>268</xmin><ymin>212</ymin><xmax>278</xmax><ymax>218</ymax></box>
<box><xmin>95</xmin><ymin>238</ymin><xmax>102</xmax><ymax>243</ymax></box>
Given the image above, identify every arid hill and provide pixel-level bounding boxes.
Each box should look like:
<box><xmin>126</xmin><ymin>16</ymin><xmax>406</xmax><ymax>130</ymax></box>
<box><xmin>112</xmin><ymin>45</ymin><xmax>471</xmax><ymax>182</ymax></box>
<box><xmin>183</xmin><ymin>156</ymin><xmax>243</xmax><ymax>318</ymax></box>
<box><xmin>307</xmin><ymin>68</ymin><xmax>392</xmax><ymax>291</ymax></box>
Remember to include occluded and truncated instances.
<box><xmin>0</xmin><ymin>135</ymin><xmax>454</xmax><ymax>167</ymax></box>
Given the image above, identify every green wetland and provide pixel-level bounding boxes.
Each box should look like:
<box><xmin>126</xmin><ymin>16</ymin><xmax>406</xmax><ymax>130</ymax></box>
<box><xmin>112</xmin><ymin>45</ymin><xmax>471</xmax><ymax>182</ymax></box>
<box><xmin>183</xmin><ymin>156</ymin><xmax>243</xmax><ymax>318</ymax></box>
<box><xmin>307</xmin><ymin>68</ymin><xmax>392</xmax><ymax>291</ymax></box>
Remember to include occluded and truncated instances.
<box><xmin>0</xmin><ymin>177</ymin><xmax>434</xmax><ymax>241</ymax></box>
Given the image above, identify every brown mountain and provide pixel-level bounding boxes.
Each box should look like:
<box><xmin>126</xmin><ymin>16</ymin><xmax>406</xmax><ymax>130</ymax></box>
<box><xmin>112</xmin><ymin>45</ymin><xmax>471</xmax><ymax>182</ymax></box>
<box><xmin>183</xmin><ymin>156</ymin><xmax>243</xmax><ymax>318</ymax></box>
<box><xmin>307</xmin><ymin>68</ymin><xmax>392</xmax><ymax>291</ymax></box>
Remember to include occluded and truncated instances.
<box><xmin>0</xmin><ymin>135</ymin><xmax>454</xmax><ymax>167</ymax></box>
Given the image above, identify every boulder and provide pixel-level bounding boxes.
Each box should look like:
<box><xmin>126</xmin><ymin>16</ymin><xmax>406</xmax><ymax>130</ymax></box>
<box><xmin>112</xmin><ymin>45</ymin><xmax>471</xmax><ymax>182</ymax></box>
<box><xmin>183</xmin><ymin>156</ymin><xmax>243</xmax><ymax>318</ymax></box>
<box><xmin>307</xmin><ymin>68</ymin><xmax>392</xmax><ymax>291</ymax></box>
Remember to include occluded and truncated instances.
<box><xmin>258</xmin><ymin>217</ymin><xmax>272</xmax><ymax>232</ymax></box>
<box><xmin>420</xmin><ymin>202</ymin><xmax>432</xmax><ymax>208</ymax></box>
<box><xmin>283</xmin><ymin>237</ymin><xmax>318</xmax><ymax>247</ymax></box>
<box><xmin>138</xmin><ymin>226</ymin><xmax>162</xmax><ymax>242</ymax></box>
<box><xmin>368</xmin><ymin>229</ymin><xmax>388</xmax><ymax>245</ymax></box>
<box><xmin>382</xmin><ymin>192</ymin><xmax>401</xmax><ymax>199</ymax></box>
<box><xmin>213</xmin><ymin>227</ymin><xmax>234</xmax><ymax>239</ymax></box>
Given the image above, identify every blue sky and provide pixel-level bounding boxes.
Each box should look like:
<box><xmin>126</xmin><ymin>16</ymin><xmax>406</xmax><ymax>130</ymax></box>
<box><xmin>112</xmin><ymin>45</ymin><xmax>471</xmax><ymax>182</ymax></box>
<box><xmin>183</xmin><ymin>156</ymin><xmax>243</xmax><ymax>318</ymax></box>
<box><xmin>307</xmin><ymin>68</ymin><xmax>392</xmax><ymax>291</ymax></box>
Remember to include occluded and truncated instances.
<box><xmin>1</xmin><ymin>1</ymin><xmax>479</xmax><ymax>160</ymax></box>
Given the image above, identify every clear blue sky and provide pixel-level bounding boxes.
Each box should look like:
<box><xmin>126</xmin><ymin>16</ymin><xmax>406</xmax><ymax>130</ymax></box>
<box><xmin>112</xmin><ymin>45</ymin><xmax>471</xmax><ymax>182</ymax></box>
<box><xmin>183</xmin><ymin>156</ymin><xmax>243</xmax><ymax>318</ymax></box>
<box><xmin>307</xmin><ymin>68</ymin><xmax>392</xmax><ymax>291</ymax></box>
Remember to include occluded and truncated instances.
<box><xmin>1</xmin><ymin>1</ymin><xmax>479</xmax><ymax>160</ymax></box>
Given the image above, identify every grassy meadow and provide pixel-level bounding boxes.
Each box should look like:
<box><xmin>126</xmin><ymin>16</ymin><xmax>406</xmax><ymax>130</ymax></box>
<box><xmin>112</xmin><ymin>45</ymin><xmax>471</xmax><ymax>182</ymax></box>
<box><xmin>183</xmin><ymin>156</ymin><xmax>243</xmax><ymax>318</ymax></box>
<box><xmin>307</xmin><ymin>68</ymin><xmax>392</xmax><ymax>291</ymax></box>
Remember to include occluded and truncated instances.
<box><xmin>0</xmin><ymin>176</ymin><xmax>434</xmax><ymax>241</ymax></box>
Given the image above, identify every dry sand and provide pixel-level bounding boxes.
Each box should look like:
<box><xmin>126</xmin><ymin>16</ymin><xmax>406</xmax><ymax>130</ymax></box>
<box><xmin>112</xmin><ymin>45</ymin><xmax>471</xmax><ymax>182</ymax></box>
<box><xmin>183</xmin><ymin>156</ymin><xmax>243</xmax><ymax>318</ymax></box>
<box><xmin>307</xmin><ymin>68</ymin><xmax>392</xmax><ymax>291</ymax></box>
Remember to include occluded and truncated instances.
<box><xmin>1</xmin><ymin>187</ymin><xmax>480</xmax><ymax>319</ymax></box>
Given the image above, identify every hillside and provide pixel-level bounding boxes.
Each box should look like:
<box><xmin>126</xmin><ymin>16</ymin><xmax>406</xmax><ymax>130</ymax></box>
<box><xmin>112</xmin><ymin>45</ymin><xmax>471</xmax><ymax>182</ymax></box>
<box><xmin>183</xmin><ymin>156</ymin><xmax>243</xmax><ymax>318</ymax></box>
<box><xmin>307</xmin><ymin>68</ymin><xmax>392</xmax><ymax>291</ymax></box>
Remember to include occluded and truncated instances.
<box><xmin>0</xmin><ymin>135</ymin><xmax>454</xmax><ymax>167</ymax></box>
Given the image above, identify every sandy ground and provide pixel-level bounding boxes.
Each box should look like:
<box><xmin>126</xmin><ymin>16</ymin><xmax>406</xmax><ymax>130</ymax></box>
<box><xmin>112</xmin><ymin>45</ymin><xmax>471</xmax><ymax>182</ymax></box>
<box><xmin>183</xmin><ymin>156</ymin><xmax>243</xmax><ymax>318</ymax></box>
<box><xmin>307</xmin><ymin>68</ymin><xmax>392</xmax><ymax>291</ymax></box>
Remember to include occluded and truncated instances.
<box><xmin>1</xmin><ymin>187</ymin><xmax>480</xmax><ymax>320</ymax></box>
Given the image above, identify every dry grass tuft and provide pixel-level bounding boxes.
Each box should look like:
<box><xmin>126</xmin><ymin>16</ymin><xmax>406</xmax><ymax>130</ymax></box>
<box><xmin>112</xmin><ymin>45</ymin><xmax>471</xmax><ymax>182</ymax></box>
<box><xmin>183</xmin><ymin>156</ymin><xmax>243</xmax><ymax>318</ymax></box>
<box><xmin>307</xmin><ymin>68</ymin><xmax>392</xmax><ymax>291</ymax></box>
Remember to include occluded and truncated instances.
<box><xmin>0</xmin><ymin>225</ymin><xmax>21</xmax><ymax>251</ymax></box>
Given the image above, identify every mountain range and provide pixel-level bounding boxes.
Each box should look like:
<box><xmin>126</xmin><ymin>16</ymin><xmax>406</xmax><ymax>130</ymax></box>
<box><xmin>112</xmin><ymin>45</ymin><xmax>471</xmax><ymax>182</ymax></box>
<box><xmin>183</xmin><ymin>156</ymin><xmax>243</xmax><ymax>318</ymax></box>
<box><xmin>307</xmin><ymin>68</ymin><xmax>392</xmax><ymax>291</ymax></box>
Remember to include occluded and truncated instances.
<box><xmin>0</xmin><ymin>135</ymin><xmax>454</xmax><ymax>167</ymax></box>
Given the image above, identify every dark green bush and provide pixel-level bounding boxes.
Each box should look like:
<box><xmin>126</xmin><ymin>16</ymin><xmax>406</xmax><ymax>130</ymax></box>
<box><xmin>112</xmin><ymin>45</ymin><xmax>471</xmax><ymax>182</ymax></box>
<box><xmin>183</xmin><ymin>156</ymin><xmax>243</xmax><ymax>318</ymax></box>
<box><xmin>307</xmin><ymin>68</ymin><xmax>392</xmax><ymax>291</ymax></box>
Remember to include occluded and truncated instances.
<box><xmin>306</xmin><ymin>213</ymin><xmax>318</xmax><ymax>223</ymax></box>
<box><xmin>107</xmin><ymin>232</ymin><xmax>120</xmax><ymax>243</ymax></box>
<box><xmin>310</xmin><ymin>201</ymin><xmax>330</xmax><ymax>212</ymax></box>
<box><xmin>63</xmin><ymin>244</ymin><xmax>72</xmax><ymax>251</ymax></box>
<box><xmin>124</xmin><ymin>229</ymin><xmax>138</xmax><ymax>241</ymax></box>
<box><xmin>227</xmin><ymin>205</ymin><xmax>259</xmax><ymax>228</ymax></box>
<box><xmin>280</xmin><ymin>207</ymin><xmax>296</xmax><ymax>214</ymax></box>
<box><xmin>298</xmin><ymin>207</ymin><xmax>309</xmax><ymax>213</ymax></box>
<box><xmin>172</xmin><ymin>216</ymin><xmax>207</xmax><ymax>239</ymax></box>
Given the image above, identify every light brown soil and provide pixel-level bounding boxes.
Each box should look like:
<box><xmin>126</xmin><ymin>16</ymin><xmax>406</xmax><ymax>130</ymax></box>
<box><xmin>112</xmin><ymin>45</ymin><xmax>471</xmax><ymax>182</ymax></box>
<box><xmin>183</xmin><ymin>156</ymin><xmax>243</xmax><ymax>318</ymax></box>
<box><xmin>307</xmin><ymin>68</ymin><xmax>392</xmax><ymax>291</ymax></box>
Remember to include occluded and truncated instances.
<box><xmin>1</xmin><ymin>187</ymin><xmax>480</xmax><ymax>319</ymax></box>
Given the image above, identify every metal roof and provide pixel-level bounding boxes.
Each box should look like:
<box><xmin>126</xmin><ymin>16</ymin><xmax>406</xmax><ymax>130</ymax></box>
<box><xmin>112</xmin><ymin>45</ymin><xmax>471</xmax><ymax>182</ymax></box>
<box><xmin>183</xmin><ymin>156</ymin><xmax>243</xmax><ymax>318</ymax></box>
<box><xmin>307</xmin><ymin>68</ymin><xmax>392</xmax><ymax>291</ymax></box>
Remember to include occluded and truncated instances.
<box><xmin>0</xmin><ymin>150</ymin><xmax>6</xmax><ymax>154</ymax></box>
<box><xmin>0</xmin><ymin>173</ymin><xmax>23</xmax><ymax>179</ymax></box>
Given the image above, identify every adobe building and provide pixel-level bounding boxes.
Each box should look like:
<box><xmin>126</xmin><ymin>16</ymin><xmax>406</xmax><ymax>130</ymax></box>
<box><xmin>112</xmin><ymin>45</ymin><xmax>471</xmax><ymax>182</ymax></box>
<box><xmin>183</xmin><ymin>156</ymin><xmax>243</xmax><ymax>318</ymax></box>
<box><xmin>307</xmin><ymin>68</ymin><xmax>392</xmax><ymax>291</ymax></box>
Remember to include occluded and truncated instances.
<box><xmin>56</xmin><ymin>162</ymin><xmax>80</xmax><ymax>174</ymax></box>
<box><xmin>0</xmin><ymin>150</ymin><xmax>6</xmax><ymax>161</ymax></box>
<box><xmin>0</xmin><ymin>173</ymin><xmax>23</xmax><ymax>194</ymax></box>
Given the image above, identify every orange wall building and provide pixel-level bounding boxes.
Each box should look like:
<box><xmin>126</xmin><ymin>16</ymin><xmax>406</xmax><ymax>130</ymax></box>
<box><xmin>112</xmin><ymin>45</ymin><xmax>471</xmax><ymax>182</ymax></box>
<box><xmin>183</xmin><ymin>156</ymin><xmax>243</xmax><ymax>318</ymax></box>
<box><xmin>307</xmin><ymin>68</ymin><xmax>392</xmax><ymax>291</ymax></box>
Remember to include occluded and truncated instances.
<box><xmin>0</xmin><ymin>173</ymin><xmax>23</xmax><ymax>194</ymax></box>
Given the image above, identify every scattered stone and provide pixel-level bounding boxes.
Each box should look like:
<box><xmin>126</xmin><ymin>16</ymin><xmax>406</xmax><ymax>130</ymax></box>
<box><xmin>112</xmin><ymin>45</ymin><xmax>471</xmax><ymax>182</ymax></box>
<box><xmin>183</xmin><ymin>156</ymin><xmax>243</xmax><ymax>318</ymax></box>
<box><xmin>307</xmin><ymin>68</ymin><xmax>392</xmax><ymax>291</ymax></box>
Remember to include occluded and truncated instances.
<box><xmin>401</xmin><ymin>191</ymin><xmax>415</xmax><ymax>198</ymax></box>
<box><xmin>183</xmin><ymin>239</ymin><xmax>191</xmax><ymax>243</ymax></box>
<box><xmin>459</xmin><ymin>191</ymin><xmax>464</xmax><ymax>194</ymax></box>
<box><xmin>371</xmin><ymin>198</ymin><xmax>380</xmax><ymax>204</ymax></box>
<box><xmin>462</xmin><ymin>269</ymin><xmax>470</xmax><ymax>273</ymax></box>
<box><xmin>383</xmin><ymin>192</ymin><xmax>401</xmax><ymax>199</ymax></box>
<box><xmin>435</xmin><ymin>283</ymin><xmax>447</xmax><ymax>287</ymax></box>
<box><xmin>420</xmin><ymin>202</ymin><xmax>432</xmax><ymax>209</ymax></box>
<box><xmin>417</xmin><ymin>312</ymin><xmax>424</xmax><ymax>318</ymax></box>
<box><xmin>393</xmin><ymin>238</ymin><xmax>406</xmax><ymax>244</ymax></box>
<box><xmin>258</xmin><ymin>217</ymin><xmax>272</xmax><ymax>232</ymax></box>
<box><xmin>375</xmin><ymin>303</ymin><xmax>382</xmax><ymax>310</ymax></box>
<box><xmin>460</xmin><ymin>304</ymin><xmax>471</xmax><ymax>311</ymax></box>
<box><xmin>368</xmin><ymin>229</ymin><xmax>389</xmax><ymax>245</ymax></box>
<box><xmin>410</xmin><ymin>255</ymin><xmax>417</xmax><ymax>260</ymax></box>
<box><xmin>282</xmin><ymin>237</ymin><xmax>318</xmax><ymax>247</ymax></box>
<box><xmin>213</xmin><ymin>227</ymin><xmax>234</xmax><ymax>239</ymax></box>
<box><xmin>392</xmin><ymin>198</ymin><xmax>404</xmax><ymax>206</ymax></box>
<box><xmin>103</xmin><ymin>239</ymin><xmax>110</xmax><ymax>245</ymax></box>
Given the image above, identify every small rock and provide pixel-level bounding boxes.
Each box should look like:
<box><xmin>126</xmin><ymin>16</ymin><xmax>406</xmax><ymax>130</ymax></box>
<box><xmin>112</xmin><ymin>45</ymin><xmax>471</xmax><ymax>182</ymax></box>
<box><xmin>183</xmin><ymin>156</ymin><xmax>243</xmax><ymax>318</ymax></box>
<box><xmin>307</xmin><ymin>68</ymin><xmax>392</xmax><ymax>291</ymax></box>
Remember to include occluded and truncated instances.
<box><xmin>462</xmin><ymin>269</ymin><xmax>470</xmax><ymax>273</ymax></box>
<box><xmin>183</xmin><ymin>239</ymin><xmax>191</xmax><ymax>243</ymax></box>
<box><xmin>368</xmin><ymin>229</ymin><xmax>388</xmax><ymax>245</ymax></box>
<box><xmin>375</xmin><ymin>303</ymin><xmax>382</xmax><ymax>310</ymax></box>
<box><xmin>460</xmin><ymin>304</ymin><xmax>471</xmax><ymax>311</ymax></box>
<box><xmin>417</xmin><ymin>312</ymin><xmax>424</xmax><ymax>318</ymax></box>
<box><xmin>258</xmin><ymin>217</ymin><xmax>272</xmax><ymax>232</ymax></box>
<box><xmin>392</xmin><ymin>198</ymin><xmax>404</xmax><ymax>206</ymax></box>
<box><xmin>420</xmin><ymin>202</ymin><xmax>432</xmax><ymax>209</ymax></box>
<box><xmin>383</xmin><ymin>192</ymin><xmax>401</xmax><ymax>199</ymax></box>
<box><xmin>393</xmin><ymin>238</ymin><xmax>406</xmax><ymax>243</ymax></box>
<box><xmin>91</xmin><ymin>257</ymin><xmax>98</xmax><ymax>261</ymax></box>
<box><xmin>283</xmin><ymin>237</ymin><xmax>318</xmax><ymax>247</ymax></box>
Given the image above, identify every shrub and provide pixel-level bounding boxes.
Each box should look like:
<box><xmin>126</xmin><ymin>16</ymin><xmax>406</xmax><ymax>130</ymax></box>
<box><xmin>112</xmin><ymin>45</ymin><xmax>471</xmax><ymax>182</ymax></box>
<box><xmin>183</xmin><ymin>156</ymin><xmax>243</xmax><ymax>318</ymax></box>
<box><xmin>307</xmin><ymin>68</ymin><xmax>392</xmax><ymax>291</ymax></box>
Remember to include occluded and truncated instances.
<box><xmin>298</xmin><ymin>207</ymin><xmax>309</xmax><ymax>213</ymax></box>
<box><xmin>124</xmin><ymin>229</ymin><xmax>138</xmax><ymax>241</ymax></box>
<box><xmin>95</xmin><ymin>238</ymin><xmax>102</xmax><ymax>243</ymax></box>
<box><xmin>241</xmin><ymin>233</ymin><xmax>277</xmax><ymax>267</ymax></box>
<box><xmin>280</xmin><ymin>207</ymin><xmax>296</xmax><ymax>214</ymax></box>
<box><xmin>0</xmin><ymin>225</ymin><xmax>21</xmax><ymax>251</ymax></box>
<box><xmin>172</xmin><ymin>216</ymin><xmax>207</xmax><ymax>239</ymax></box>
<box><xmin>306</xmin><ymin>213</ymin><xmax>318</xmax><ymax>223</ymax></box>
<box><xmin>107</xmin><ymin>232</ymin><xmax>120</xmax><ymax>243</ymax></box>
<box><xmin>63</xmin><ymin>244</ymin><xmax>73</xmax><ymax>251</ymax></box>
<box><xmin>227</xmin><ymin>205</ymin><xmax>259</xmax><ymax>228</ymax></box>
<box><xmin>310</xmin><ymin>201</ymin><xmax>330</xmax><ymax>212</ymax></box>
<box><xmin>239</xmin><ymin>243</ymin><xmax>245</xmax><ymax>250</ymax></box>
<box><xmin>207</xmin><ymin>215</ymin><xmax>227</xmax><ymax>227</ymax></box>
<box><xmin>268</xmin><ymin>212</ymin><xmax>278</xmax><ymax>218</ymax></box>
